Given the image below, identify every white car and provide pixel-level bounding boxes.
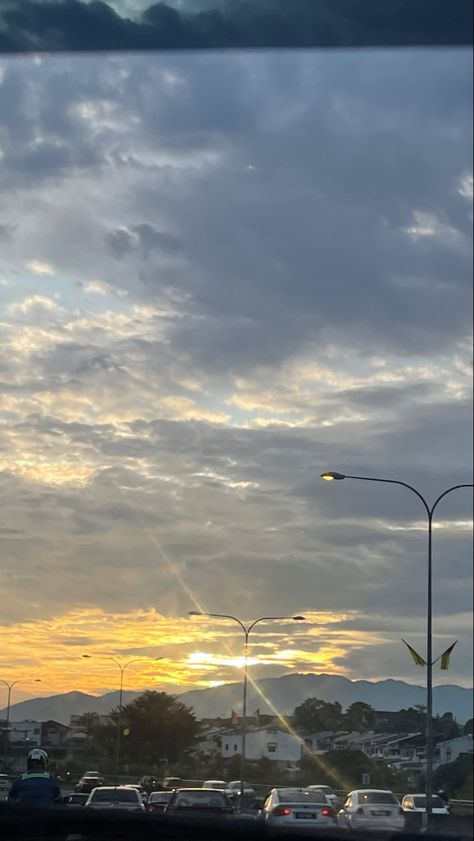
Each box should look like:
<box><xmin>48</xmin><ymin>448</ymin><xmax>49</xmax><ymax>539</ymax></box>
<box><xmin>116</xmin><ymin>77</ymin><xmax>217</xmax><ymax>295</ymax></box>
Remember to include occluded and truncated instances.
<box><xmin>307</xmin><ymin>785</ymin><xmax>340</xmax><ymax>809</ymax></box>
<box><xmin>260</xmin><ymin>787</ymin><xmax>337</xmax><ymax>833</ymax></box>
<box><xmin>337</xmin><ymin>789</ymin><xmax>405</xmax><ymax>832</ymax></box>
<box><xmin>85</xmin><ymin>785</ymin><xmax>145</xmax><ymax>812</ymax></box>
<box><xmin>225</xmin><ymin>780</ymin><xmax>256</xmax><ymax>798</ymax></box>
<box><xmin>402</xmin><ymin>793</ymin><xmax>449</xmax><ymax>815</ymax></box>
<box><xmin>124</xmin><ymin>784</ymin><xmax>148</xmax><ymax>803</ymax></box>
<box><xmin>203</xmin><ymin>780</ymin><xmax>228</xmax><ymax>790</ymax></box>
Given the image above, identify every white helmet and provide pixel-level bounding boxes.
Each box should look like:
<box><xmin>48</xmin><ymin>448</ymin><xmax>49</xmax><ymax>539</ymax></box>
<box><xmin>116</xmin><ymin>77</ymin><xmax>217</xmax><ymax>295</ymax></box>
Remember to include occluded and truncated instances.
<box><xmin>27</xmin><ymin>748</ymin><xmax>48</xmax><ymax>767</ymax></box>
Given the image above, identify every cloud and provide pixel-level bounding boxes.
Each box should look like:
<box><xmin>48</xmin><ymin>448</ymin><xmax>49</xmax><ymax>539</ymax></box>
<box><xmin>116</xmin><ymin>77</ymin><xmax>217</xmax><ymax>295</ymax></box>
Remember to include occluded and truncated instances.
<box><xmin>0</xmin><ymin>0</ymin><xmax>471</xmax><ymax>54</ymax></box>
<box><xmin>0</xmin><ymin>45</ymin><xmax>471</xmax><ymax>696</ymax></box>
<box><xmin>25</xmin><ymin>259</ymin><xmax>55</xmax><ymax>275</ymax></box>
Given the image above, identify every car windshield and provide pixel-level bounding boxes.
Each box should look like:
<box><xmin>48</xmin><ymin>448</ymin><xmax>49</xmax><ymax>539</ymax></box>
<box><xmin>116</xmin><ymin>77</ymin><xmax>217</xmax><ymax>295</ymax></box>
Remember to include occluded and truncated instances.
<box><xmin>149</xmin><ymin>792</ymin><xmax>172</xmax><ymax>803</ymax></box>
<box><xmin>173</xmin><ymin>791</ymin><xmax>228</xmax><ymax>808</ymax></box>
<box><xmin>413</xmin><ymin>795</ymin><xmax>444</xmax><ymax>808</ymax></box>
<box><xmin>359</xmin><ymin>793</ymin><xmax>399</xmax><ymax>805</ymax></box>
<box><xmin>0</xmin><ymin>4</ymin><xmax>471</xmax><ymax>837</ymax></box>
<box><xmin>278</xmin><ymin>790</ymin><xmax>327</xmax><ymax>804</ymax></box>
<box><xmin>91</xmin><ymin>789</ymin><xmax>138</xmax><ymax>803</ymax></box>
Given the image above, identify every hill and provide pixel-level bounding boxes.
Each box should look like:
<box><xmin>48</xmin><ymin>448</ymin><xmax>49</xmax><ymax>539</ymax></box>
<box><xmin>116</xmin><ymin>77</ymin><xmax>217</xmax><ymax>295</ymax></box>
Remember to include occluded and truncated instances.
<box><xmin>1</xmin><ymin>674</ymin><xmax>472</xmax><ymax>725</ymax></box>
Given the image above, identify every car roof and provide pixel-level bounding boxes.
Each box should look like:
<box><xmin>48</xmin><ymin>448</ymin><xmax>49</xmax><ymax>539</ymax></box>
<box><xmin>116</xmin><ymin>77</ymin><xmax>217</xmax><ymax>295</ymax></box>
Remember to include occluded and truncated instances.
<box><xmin>351</xmin><ymin>789</ymin><xmax>394</xmax><ymax>794</ymax></box>
<box><xmin>174</xmin><ymin>788</ymin><xmax>227</xmax><ymax>793</ymax></box>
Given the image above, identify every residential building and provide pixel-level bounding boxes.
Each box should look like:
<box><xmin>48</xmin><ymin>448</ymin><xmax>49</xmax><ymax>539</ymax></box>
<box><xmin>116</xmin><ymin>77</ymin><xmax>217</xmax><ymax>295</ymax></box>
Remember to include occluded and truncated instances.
<box><xmin>221</xmin><ymin>727</ymin><xmax>303</xmax><ymax>767</ymax></box>
<box><xmin>41</xmin><ymin>720</ymin><xmax>70</xmax><ymax>748</ymax></box>
<box><xmin>9</xmin><ymin>720</ymin><xmax>42</xmax><ymax>746</ymax></box>
<box><xmin>437</xmin><ymin>734</ymin><xmax>473</xmax><ymax>766</ymax></box>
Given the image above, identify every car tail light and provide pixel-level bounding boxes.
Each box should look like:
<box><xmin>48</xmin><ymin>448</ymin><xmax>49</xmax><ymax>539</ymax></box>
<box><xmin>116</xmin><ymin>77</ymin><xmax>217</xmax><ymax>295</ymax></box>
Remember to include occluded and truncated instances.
<box><xmin>147</xmin><ymin>805</ymin><xmax>154</xmax><ymax>812</ymax></box>
<box><xmin>321</xmin><ymin>807</ymin><xmax>335</xmax><ymax>817</ymax></box>
<box><xmin>356</xmin><ymin>807</ymin><xmax>364</xmax><ymax>815</ymax></box>
<box><xmin>272</xmin><ymin>806</ymin><xmax>292</xmax><ymax>816</ymax></box>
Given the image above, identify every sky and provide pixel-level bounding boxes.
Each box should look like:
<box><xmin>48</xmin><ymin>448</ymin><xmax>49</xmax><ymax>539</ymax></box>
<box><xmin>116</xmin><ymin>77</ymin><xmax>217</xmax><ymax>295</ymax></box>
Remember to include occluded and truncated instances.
<box><xmin>0</xmin><ymin>38</ymin><xmax>472</xmax><ymax>706</ymax></box>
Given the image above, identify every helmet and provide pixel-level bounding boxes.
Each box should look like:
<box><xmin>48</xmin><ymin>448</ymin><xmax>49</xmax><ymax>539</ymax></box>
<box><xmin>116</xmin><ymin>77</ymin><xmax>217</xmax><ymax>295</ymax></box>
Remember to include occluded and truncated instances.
<box><xmin>27</xmin><ymin>748</ymin><xmax>48</xmax><ymax>767</ymax></box>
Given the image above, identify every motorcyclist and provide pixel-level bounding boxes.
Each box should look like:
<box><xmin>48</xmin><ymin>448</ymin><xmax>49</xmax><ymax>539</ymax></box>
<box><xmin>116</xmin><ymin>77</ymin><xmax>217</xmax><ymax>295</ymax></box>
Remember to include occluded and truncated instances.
<box><xmin>8</xmin><ymin>748</ymin><xmax>61</xmax><ymax>807</ymax></box>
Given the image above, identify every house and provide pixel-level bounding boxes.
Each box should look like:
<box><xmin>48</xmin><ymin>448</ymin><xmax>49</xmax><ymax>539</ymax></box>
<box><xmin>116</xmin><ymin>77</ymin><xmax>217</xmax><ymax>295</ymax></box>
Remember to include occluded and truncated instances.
<box><xmin>221</xmin><ymin>727</ymin><xmax>303</xmax><ymax>767</ymax></box>
<box><xmin>9</xmin><ymin>720</ymin><xmax>42</xmax><ymax>746</ymax></box>
<box><xmin>41</xmin><ymin>720</ymin><xmax>70</xmax><ymax>748</ymax></box>
<box><xmin>437</xmin><ymin>734</ymin><xmax>473</xmax><ymax>766</ymax></box>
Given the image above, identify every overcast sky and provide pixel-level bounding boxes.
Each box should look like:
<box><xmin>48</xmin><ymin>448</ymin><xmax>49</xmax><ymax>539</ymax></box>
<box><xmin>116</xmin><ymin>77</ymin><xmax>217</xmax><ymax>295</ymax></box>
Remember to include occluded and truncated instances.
<box><xmin>0</xmin><ymin>42</ymin><xmax>472</xmax><ymax>703</ymax></box>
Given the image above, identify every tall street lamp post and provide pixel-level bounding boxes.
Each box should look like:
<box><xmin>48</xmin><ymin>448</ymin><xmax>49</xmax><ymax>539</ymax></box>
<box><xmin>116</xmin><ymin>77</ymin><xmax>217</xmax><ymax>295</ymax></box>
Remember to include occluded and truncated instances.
<box><xmin>82</xmin><ymin>655</ymin><xmax>162</xmax><ymax>781</ymax></box>
<box><xmin>189</xmin><ymin>611</ymin><xmax>305</xmax><ymax>809</ymax></box>
<box><xmin>0</xmin><ymin>679</ymin><xmax>42</xmax><ymax>769</ymax></box>
<box><xmin>321</xmin><ymin>471</ymin><xmax>473</xmax><ymax>828</ymax></box>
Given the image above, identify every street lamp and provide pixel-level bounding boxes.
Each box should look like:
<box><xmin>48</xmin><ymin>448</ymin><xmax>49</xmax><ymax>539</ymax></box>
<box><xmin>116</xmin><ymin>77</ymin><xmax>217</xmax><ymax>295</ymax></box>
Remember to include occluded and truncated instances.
<box><xmin>82</xmin><ymin>655</ymin><xmax>162</xmax><ymax>781</ymax></box>
<box><xmin>189</xmin><ymin>611</ymin><xmax>305</xmax><ymax>808</ymax></box>
<box><xmin>321</xmin><ymin>470</ymin><xmax>473</xmax><ymax>827</ymax></box>
<box><xmin>0</xmin><ymin>679</ymin><xmax>42</xmax><ymax>769</ymax></box>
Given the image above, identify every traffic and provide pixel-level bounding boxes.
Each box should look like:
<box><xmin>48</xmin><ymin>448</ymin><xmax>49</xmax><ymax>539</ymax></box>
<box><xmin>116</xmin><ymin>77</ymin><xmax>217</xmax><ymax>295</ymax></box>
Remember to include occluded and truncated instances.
<box><xmin>1</xmin><ymin>748</ymin><xmax>464</xmax><ymax>836</ymax></box>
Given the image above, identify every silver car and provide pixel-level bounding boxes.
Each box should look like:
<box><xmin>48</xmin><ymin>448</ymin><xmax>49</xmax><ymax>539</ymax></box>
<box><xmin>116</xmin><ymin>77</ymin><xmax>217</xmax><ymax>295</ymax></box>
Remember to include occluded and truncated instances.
<box><xmin>337</xmin><ymin>789</ymin><xmax>404</xmax><ymax>832</ymax></box>
<box><xmin>307</xmin><ymin>785</ymin><xmax>340</xmax><ymax>809</ymax></box>
<box><xmin>260</xmin><ymin>787</ymin><xmax>337</xmax><ymax>834</ymax></box>
<box><xmin>85</xmin><ymin>785</ymin><xmax>145</xmax><ymax>812</ymax></box>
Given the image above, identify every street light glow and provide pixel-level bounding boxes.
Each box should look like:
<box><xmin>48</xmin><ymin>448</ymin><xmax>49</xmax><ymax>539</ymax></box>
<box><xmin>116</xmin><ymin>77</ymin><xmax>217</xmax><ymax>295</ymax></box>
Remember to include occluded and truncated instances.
<box><xmin>321</xmin><ymin>471</ymin><xmax>346</xmax><ymax>480</ymax></box>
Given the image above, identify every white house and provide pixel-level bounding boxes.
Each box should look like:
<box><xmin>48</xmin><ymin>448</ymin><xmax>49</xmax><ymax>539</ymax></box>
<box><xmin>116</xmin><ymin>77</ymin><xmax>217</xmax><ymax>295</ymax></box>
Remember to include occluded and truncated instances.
<box><xmin>437</xmin><ymin>734</ymin><xmax>473</xmax><ymax>766</ymax></box>
<box><xmin>221</xmin><ymin>728</ymin><xmax>303</xmax><ymax>766</ymax></box>
<box><xmin>9</xmin><ymin>720</ymin><xmax>42</xmax><ymax>746</ymax></box>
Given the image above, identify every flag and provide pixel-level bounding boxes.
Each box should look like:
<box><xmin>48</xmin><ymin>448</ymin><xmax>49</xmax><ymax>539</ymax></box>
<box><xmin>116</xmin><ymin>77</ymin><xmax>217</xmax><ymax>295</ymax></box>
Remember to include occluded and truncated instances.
<box><xmin>440</xmin><ymin>641</ymin><xmax>458</xmax><ymax>670</ymax></box>
<box><xmin>254</xmin><ymin>709</ymin><xmax>260</xmax><ymax>721</ymax></box>
<box><xmin>231</xmin><ymin>709</ymin><xmax>239</xmax><ymax>724</ymax></box>
<box><xmin>402</xmin><ymin>639</ymin><xmax>427</xmax><ymax>667</ymax></box>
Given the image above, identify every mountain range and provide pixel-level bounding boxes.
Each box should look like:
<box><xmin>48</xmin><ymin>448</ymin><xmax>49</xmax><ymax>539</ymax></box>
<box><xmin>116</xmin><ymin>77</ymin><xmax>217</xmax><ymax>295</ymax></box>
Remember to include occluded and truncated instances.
<box><xmin>1</xmin><ymin>673</ymin><xmax>472</xmax><ymax>726</ymax></box>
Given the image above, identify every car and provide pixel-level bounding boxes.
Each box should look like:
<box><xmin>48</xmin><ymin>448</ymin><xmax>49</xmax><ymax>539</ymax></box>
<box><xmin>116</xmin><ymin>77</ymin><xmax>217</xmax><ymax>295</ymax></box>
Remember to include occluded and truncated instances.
<box><xmin>163</xmin><ymin>776</ymin><xmax>183</xmax><ymax>790</ymax></box>
<box><xmin>124</xmin><ymin>784</ymin><xmax>148</xmax><ymax>803</ymax></box>
<box><xmin>83</xmin><ymin>771</ymin><xmax>102</xmax><ymax>778</ymax></box>
<box><xmin>225</xmin><ymin>780</ymin><xmax>256</xmax><ymax>799</ymax></box>
<box><xmin>337</xmin><ymin>789</ymin><xmax>405</xmax><ymax>832</ymax></box>
<box><xmin>0</xmin><ymin>775</ymin><xmax>11</xmax><ymax>800</ymax></box>
<box><xmin>402</xmin><ymin>793</ymin><xmax>449</xmax><ymax>815</ymax></box>
<box><xmin>164</xmin><ymin>787</ymin><xmax>235</xmax><ymax>817</ymax></box>
<box><xmin>75</xmin><ymin>775</ymin><xmax>105</xmax><ymax>793</ymax></box>
<box><xmin>146</xmin><ymin>790</ymin><xmax>173</xmax><ymax>814</ymax></box>
<box><xmin>203</xmin><ymin>780</ymin><xmax>228</xmax><ymax>790</ymax></box>
<box><xmin>260</xmin><ymin>787</ymin><xmax>337</xmax><ymax>834</ymax></box>
<box><xmin>85</xmin><ymin>785</ymin><xmax>145</xmax><ymax>812</ymax></box>
<box><xmin>401</xmin><ymin>793</ymin><xmax>449</xmax><ymax>828</ymax></box>
<box><xmin>307</xmin><ymin>785</ymin><xmax>340</xmax><ymax>809</ymax></box>
<box><xmin>65</xmin><ymin>793</ymin><xmax>89</xmax><ymax>806</ymax></box>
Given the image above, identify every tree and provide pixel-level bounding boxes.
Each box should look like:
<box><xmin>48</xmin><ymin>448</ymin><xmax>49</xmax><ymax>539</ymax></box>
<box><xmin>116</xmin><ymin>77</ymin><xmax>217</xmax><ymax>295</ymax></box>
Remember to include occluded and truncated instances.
<box><xmin>433</xmin><ymin>753</ymin><xmax>473</xmax><ymax>799</ymax></box>
<box><xmin>345</xmin><ymin>702</ymin><xmax>375</xmax><ymax>732</ymax></box>
<box><xmin>293</xmin><ymin>698</ymin><xmax>343</xmax><ymax>733</ymax></box>
<box><xmin>434</xmin><ymin>712</ymin><xmax>461</xmax><ymax>740</ymax></box>
<box><xmin>464</xmin><ymin>718</ymin><xmax>473</xmax><ymax>735</ymax></box>
<box><xmin>299</xmin><ymin>749</ymin><xmax>407</xmax><ymax>791</ymax></box>
<box><xmin>118</xmin><ymin>691</ymin><xmax>198</xmax><ymax>766</ymax></box>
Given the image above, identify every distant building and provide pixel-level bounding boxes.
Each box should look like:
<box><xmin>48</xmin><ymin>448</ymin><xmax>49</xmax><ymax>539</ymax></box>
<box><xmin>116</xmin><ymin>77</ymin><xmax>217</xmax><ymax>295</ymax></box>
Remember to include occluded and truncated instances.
<box><xmin>221</xmin><ymin>727</ymin><xmax>303</xmax><ymax>767</ymax></box>
<box><xmin>41</xmin><ymin>720</ymin><xmax>70</xmax><ymax>748</ymax></box>
<box><xmin>9</xmin><ymin>720</ymin><xmax>42</xmax><ymax>746</ymax></box>
<box><xmin>437</xmin><ymin>734</ymin><xmax>473</xmax><ymax>766</ymax></box>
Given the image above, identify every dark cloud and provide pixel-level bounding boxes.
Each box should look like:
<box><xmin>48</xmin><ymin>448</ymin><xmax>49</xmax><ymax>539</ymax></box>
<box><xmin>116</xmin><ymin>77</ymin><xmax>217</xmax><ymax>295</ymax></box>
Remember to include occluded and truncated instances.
<box><xmin>0</xmin><ymin>0</ymin><xmax>471</xmax><ymax>54</ymax></box>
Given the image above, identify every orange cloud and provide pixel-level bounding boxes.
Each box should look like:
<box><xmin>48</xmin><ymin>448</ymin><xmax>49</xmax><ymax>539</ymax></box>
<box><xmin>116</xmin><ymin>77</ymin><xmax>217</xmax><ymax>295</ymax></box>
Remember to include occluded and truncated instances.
<box><xmin>0</xmin><ymin>607</ymin><xmax>381</xmax><ymax>701</ymax></box>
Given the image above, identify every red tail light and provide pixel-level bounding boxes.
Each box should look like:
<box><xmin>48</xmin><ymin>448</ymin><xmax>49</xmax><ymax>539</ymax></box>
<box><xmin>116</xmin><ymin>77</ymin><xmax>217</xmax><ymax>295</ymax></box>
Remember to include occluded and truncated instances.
<box><xmin>147</xmin><ymin>805</ymin><xmax>154</xmax><ymax>813</ymax></box>
<box><xmin>272</xmin><ymin>806</ymin><xmax>292</xmax><ymax>816</ymax></box>
<box><xmin>321</xmin><ymin>807</ymin><xmax>335</xmax><ymax>817</ymax></box>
